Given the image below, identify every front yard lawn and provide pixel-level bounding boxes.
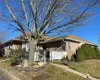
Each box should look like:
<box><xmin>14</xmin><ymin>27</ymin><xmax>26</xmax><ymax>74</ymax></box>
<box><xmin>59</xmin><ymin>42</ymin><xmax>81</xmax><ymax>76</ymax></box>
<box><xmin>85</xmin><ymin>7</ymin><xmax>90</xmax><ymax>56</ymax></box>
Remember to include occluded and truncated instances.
<box><xmin>68</xmin><ymin>60</ymin><xmax>100</xmax><ymax>79</ymax></box>
<box><xmin>0</xmin><ymin>59</ymin><xmax>87</xmax><ymax>80</ymax></box>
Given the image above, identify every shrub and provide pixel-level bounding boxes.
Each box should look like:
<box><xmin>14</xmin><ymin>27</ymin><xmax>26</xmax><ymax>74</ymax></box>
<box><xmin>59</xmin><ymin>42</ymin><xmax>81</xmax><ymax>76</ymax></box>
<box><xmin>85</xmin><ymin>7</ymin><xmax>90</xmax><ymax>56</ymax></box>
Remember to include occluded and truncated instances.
<box><xmin>61</xmin><ymin>55</ymin><xmax>69</xmax><ymax>61</ymax></box>
<box><xmin>94</xmin><ymin>47</ymin><xmax>100</xmax><ymax>59</ymax></box>
<box><xmin>65</xmin><ymin>55</ymin><xmax>69</xmax><ymax>61</ymax></box>
<box><xmin>76</xmin><ymin>48</ymin><xmax>84</xmax><ymax>62</ymax></box>
<box><xmin>71</xmin><ymin>44</ymin><xmax>99</xmax><ymax>62</ymax></box>
<box><xmin>71</xmin><ymin>55</ymin><xmax>76</xmax><ymax>62</ymax></box>
<box><xmin>10</xmin><ymin>48</ymin><xmax>26</xmax><ymax>66</ymax></box>
<box><xmin>53</xmin><ymin>60</ymin><xmax>62</xmax><ymax>64</ymax></box>
<box><xmin>61</xmin><ymin>56</ymin><xmax>67</xmax><ymax>61</ymax></box>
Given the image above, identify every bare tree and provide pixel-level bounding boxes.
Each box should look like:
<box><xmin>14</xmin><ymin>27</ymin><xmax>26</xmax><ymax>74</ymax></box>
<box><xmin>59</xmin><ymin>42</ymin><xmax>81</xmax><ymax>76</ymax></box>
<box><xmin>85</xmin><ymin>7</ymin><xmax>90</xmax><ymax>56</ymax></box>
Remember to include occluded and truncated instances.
<box><xmin>0</xmin><ymin>0</ymin><xmax>99</xmax><ymax>65</ymax></box>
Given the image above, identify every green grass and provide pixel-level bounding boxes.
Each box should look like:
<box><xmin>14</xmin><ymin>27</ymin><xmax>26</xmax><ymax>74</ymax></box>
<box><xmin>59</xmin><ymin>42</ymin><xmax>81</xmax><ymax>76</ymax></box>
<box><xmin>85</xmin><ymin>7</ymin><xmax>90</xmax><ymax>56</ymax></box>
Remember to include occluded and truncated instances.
<box><xmin>45</xmin><ymin>65</ymin><xmax>87</xmax><ymax>80</ymax></box>
<box><xmin>53</xmin><ymin>60</ymin><xmax>63</xmax><ymax>64</ymax></box>
<box><xmin>68</xmin><ymin>60</ymin><xmax>100</xmax><ymax>79</ymax></box>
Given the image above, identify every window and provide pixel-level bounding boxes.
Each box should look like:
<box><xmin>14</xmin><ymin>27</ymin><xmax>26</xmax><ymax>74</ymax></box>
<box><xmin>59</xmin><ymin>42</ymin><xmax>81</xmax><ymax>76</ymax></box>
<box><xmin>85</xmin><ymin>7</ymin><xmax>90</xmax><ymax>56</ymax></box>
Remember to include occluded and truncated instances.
<box><xmin>68</xmin><ymin>41</ymin><xmax>71</xmax><ymax>50</ymax></box>
<box><xmin>61</xmin><ymin>42</ymin><xmax>66</xmax><ymax>51</ymax></box>
<box><xmin>68</xmin><ymin>41</ymin><xmax>71</xmax><ymax>46</ymax></box>
<box><xmin>62</xmin><ymin>45</ymin><xmax>66</xmax><ymax>50</ymax></box>
<box><xmin>68</xmin><ymin>46</ymin><xmax>71</xmax><ymax>50</ymax></box>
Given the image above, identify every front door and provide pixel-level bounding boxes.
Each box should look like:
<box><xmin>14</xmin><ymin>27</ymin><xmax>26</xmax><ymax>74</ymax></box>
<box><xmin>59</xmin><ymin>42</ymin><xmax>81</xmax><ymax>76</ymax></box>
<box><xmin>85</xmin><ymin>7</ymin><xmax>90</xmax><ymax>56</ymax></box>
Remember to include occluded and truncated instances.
<box><xmin>46</xmin><ymin>51</ymin><xmax>50</xmax><ymax>61</ymax></box>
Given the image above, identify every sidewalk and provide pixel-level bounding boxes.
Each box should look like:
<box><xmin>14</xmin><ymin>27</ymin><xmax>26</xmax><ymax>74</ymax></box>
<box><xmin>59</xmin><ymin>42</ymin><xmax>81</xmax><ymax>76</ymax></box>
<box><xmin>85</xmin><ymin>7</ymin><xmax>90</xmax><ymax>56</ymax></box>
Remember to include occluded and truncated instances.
<box><xmin>0</xmin><ymin>59</ymin><xmax>21</xmax><ymax>80</ymax></box>
<box><xmin>1</xmin><ymin>69</ymin><xmax>20</xmax><ymax>80</ymax></box>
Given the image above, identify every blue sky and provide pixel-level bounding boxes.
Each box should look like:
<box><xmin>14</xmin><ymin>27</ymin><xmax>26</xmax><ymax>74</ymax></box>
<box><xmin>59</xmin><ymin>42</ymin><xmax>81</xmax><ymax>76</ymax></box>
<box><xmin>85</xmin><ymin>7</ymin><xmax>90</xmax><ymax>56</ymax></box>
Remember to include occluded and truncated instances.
<box><xmin>69</xmin><ymin>9</ymin><xmax>100</xmax><ymax>46</ymax></box>
<box><xmin>0</xmin><ymin>1</ymin><xmax>100</xmax><ymax>46</ymax></box>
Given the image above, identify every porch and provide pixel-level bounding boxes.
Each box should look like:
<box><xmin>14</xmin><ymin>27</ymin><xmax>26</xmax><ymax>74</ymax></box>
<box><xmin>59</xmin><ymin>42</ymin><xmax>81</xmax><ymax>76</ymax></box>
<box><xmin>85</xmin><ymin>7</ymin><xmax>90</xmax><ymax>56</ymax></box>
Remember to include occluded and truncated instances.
<box><xmin>34</xmin><ymin>50</ymin><xmax>67</xmax><ymax>62</ymax></box>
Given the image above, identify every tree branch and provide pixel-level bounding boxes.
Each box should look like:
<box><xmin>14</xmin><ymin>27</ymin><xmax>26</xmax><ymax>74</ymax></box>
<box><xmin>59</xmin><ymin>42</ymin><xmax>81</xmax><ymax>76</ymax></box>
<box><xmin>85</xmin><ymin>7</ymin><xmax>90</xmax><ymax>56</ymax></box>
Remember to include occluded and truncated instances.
<box><xmin>29</xmin><ymin>0</ymin><xmax>38</xmax><ymax>34</ymax></box>
<box><xmin>46</xmin><ymin>0</ymin><xmax>98</xmax><ymax>34</ymax></box>
<box><xmin>39</xmin><ymin>0</ymin><xmax>58</xmax><ymax>33</ymax></box>
<box><xmin>3</xmin><ymin>0</ymin><xmax>30</xmax><ymax>40</ymax></box>
<box><xmin>21</xmin><ymin>0</ymin><xmax>32</xmax><ymax>32</ymax></box>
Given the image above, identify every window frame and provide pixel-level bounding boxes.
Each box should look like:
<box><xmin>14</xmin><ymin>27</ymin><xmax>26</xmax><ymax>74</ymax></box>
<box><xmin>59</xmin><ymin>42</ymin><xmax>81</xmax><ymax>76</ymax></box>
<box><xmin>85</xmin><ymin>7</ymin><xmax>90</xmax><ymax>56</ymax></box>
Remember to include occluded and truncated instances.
<box><xmin>68</xmin><ymin>41</ymin><xmax>71</xmax><ymax>50</ymax></box>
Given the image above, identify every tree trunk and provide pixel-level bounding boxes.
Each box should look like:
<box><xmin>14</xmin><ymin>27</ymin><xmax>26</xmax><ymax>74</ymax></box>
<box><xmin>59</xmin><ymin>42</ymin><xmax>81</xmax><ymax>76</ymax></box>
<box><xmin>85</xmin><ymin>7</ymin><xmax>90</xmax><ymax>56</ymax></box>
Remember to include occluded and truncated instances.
<box><xmin>29</xmin><ymin>39</ymin><xmax>38</xmax><ymax>66</ymax></box>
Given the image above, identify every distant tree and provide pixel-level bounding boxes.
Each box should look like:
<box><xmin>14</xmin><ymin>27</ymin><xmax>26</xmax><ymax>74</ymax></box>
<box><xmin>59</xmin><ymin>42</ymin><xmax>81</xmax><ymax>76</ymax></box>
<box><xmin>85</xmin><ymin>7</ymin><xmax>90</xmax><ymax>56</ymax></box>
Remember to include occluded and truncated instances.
<box><xmin>0</xmin><ymin>0</ymin><xmax>99</xmax><ymax>65</ymax></box>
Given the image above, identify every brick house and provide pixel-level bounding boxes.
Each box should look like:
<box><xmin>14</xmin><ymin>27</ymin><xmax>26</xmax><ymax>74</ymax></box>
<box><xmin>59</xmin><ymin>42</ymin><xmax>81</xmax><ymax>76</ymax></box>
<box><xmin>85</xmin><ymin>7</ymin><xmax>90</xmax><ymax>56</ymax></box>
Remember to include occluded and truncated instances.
<box><xmin>2</xmin><ymin>35</ymin><xmax>97</xmax><ymax>61</ymax></box>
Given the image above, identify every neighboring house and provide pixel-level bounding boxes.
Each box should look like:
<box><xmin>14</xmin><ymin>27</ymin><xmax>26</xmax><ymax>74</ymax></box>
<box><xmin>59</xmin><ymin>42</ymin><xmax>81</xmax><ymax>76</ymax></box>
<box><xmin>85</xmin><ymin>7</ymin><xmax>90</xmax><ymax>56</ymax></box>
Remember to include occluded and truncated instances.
<box><xmin>2</xmin><ymin>35</ymin><xmax>97</xmax><ymax>61</ymax></box>
<box><xmin>2</xmin><ymin>39</ymin><xmax>23</xmax><ymax>57</ymax></box>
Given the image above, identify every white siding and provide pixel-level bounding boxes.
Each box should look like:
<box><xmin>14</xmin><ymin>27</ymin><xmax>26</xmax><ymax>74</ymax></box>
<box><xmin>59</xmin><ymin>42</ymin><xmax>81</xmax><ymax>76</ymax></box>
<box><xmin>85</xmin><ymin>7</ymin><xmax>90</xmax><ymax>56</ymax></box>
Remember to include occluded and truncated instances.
<box><xmin>22</xmin><ymin>43</ymin><xmax>29</xmax><ymax>51</ymax></box>
<box><xmin>51</xmin><ymin>51</ymin><xmax>67</xmax><ymax>60</ymax></box>
<box><xmin>34</xmin><ymin>52</ymin><xmax>39</xmax><ymax>61</ymax></box>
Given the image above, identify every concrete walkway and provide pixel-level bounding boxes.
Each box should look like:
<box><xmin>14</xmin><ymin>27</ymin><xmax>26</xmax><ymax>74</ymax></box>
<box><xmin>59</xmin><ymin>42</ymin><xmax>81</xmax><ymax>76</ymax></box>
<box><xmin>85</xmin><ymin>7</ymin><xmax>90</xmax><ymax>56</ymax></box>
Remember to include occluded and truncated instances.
<box><xmin>1</xmin><ymin>69</ymin><xmax>21</xmax><ymax>80</ymax></box>
<box><xmin>52</xmin><ymin>63</ymin><xmax>100</xmax><ymax>80</ymax></box>
<box><xmin>0</xmin><ymin>69</ymin><xmax>12</xmax><ymax>80</ymax></box>
<box><xmin>0</xmin><ymin>59</ymin><xmax>20</xmax><ymax>80</ymax></box>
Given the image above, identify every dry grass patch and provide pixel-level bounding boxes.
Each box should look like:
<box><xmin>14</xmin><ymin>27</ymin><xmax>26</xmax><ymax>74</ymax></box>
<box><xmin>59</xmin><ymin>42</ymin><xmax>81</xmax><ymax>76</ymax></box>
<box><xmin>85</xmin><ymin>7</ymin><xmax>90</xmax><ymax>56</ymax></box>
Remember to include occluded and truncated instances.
<box><xmin>0</xmin><ymin>60</ymin><xmax>13</xmax><ymax>69</ymax></box>
<box><xmin>33</xmin><ymin>65</ymin><xmax>87</xmax><ymax>80</ymax></box>
<box><xmin>45</xmin><ymin>65</ymin><xmax>87</xmax><ymax>80</ymax></box>
<box><xmin>68</xmin><ymin>60</ymin><xmax>100</xmax><ymax>79</ymax></box>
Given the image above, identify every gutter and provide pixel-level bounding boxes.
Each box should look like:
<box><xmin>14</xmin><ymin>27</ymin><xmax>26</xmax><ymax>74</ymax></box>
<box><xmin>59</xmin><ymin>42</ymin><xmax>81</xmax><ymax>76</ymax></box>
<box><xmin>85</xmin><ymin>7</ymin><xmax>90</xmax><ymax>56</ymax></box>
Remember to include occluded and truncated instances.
<box><xmin>66</xmin><ymin>37</ymin><xmax>97</xmax><ymax>46</ymax></box>
<box><xmin>40</xmin><ymin>37</ymin><xmax>97</xmax><ymax>47</ymax></box>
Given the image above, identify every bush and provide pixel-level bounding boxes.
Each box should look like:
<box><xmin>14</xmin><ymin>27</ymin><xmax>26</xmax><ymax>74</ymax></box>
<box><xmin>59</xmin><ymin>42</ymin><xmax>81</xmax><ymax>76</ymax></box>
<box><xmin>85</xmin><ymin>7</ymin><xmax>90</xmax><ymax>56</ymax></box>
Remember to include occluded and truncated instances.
<box><xmin>66</xmin><ymin>56</ymin><xmax>69</xmax><ymax>61</ymax></box>
<box><xmin>94</xmin><ymin>47</ymin><xmax>100</xmax><ymax>59</ymax></box>
<box><xmin>71</xmin><ymin>44</ymin><xmax>99</xmax><ymax>62</ymax></box>
<box><xmin>10</xmin><ymin>48</ymin><xmax>26</xmax><ymax>66</ymax></box>
<box><xmin>61</xmin><ymin>57</ymin><xmax>65</xmax><ymax>61</ymax></box>
<box><xmin>61</xmin><ymin>55</ymin><xmax>69</xmax><ymax>61</ymax></box>
<box><xmin>53</xmin><ymin>60</ymin><xmax>62</xmax><ymax>64</ymax></box>
<box><xmin>71</xmin><ymin>55</ymin><xmax>76</xmax><ymax>62</ymax></box>
<box><xmin>76</xmin><ymin>48</ymin><xmax>84</xmax><ymax>62</ymax></box>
